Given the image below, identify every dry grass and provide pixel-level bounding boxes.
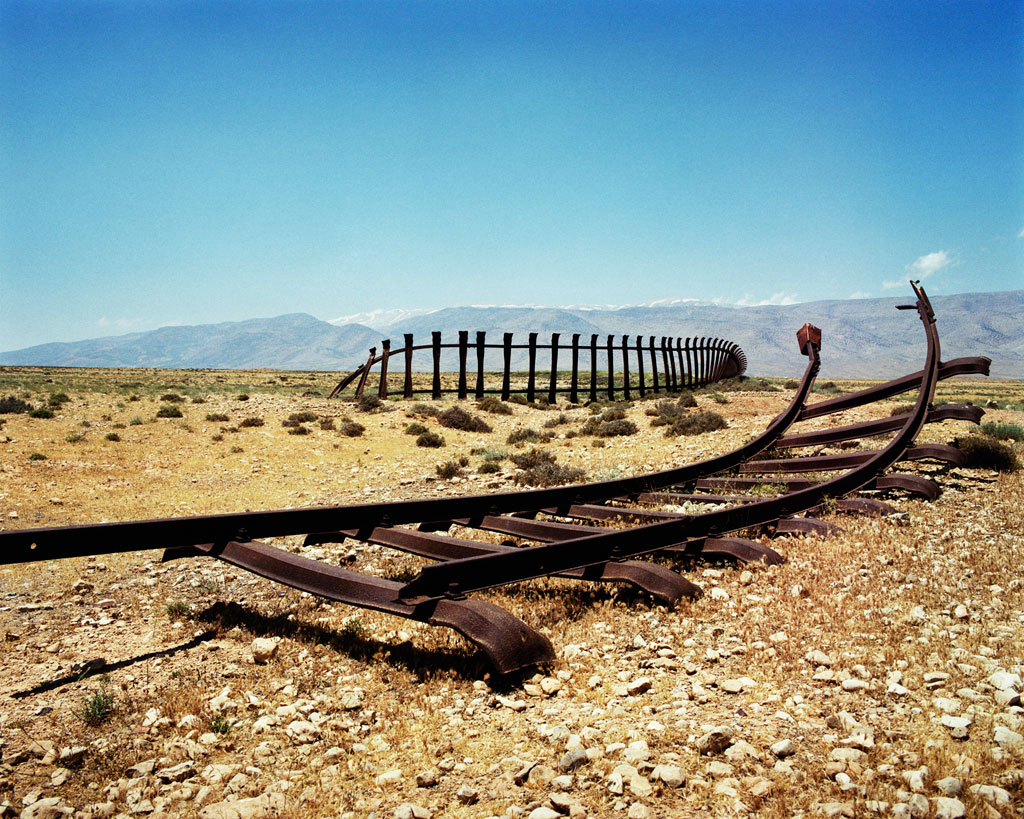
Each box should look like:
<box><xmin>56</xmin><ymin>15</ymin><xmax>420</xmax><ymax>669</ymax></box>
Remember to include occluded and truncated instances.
<box><xmin>0</xmin><ymin>368</ymin><xmax>1021</xmax><ymax>818</ymax></box>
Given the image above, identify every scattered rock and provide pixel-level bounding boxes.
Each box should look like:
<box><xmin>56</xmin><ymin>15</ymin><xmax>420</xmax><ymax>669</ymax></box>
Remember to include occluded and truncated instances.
<box><xmin>697</xmin><ymin>725</ymin><xmax>735</xmax><ymax>755</ymax></box>
<box><xmin>250</xmin><ymin>637</ymin><xmax>277</xmax><ymax>664</ymax></box>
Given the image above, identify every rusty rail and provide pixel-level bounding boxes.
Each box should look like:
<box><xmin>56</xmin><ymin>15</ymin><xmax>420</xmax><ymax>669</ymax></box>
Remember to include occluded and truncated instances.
<box><xmin>0</xmin><ymin>284</ymin><xmax>989</xmax><ymax>674</ymax></box>
<box><xmin>329</xmin><ymin>332</ymin><xmax>747</xmax><ymax>401</ymax></box>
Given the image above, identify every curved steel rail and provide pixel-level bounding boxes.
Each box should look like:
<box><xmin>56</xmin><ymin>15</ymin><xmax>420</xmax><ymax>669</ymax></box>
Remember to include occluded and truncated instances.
<box><xmin>0</xmin><ymin>284</ymin><xmax>988</xmax><ymax>674</ymax></box>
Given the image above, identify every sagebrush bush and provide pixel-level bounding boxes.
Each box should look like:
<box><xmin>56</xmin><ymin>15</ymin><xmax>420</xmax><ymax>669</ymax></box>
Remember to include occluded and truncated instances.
<box><xmin>48</xmin><ymin>392</ymin><xmax>71</xmax><ymax>407</ymax></box>
<box><xmin>405</xmin><ymin>422</ymin><xmax>429</xmax><ymax>435</ymax></box>
<box><xmin>981</xmin><ymin>422</ymin><xmax>1024</xmax><ymax>443</ymax></box>
<box><xmin>954</xmin><ymin>435</ymin><xmax>1020</xmax><ymax>472</ymax></box>
<box><xmin>289</xmin><ymin>411</ymin><xmax>318</xmax><ymax>423</ymax></box>
<box><xmin>478</xmin><ymin>461</ymin><xmax>503</xmax><ymax>474</ymax></box>
<box><xmin>0</xmin><ymin>396</ymin><xmax>32</xmax><ymax>414</ymax></box>
<box><xmin>476</xmin><ymin>396</ymin><xmax>513</xmax><ymax>415</ymax></box>
<box><xmin>319</xmin><ymin>418</ymin><xmax>336</xmax><ymax>431</ymax></box>
<box><xmin>160</xmin><ymin>393</ymin><xmax>186</xmax><ymax>403</ymax></box>
<box><xmin>416</xmin><ymin>431</ymin><xmax>445</xmax><ymax>448</ymax></box>
<box><xmin>663</xmin><ymin>410</ymin><xmax>728</xmax><ymax>437</ymax></box>
<box><xmin>105</xmin><ymin>432</ymin><xmax>121</xmax><ymax>442</ymax></box>
<box><xmin>205</xmin><ymin>413</ymin><xmax>230</xmax><ymax>422</ymax></box>
<box><xmin>542</xmin><ymin>413</ymin><xmax>571</xmax><ymax>429</ymax></box>
<box><xmin>507</xmin><ymin>427</ymin><xmax>542</xmax><ymax>445</ymax></box>
<box><xmin>889</xmin><ymin>402</ymin><xmax>916</xmax><ymax>417</ymax></box>
<box><xmin>287</xmin><ymin>425</ymin><xmax>310</xmax><ymax>436</ymax></box>
<box><xmin>355</xmin><ymin>394</ymin><xmax>382</xmax><ymax>413</ymax></box>
<box><xmin>156</xmin><ymin>405</ymin><xmax>183</xmax><ymax>418</ymax></box>
<box><xmin>239</xmin><ymin>417</ymin><xmax>264</xmax><ymax>427</ymax></box>
<box><xmin>581</xmin><ymin>409</ymin><xmax>636</xmax><ymax>436</ymax></box>
<box><xmin>513</xmin><ymin>460</ymin><xmax>587</xmax><ymax>487</ymax></box>
<box><xmin>436</xmin><ymin>460</ymin><xmax>464</xmax><ymax>479</ymax></box>
<box><xmin>510</xmin><ymin>448</ymin><xmax>556</xmax><ymax>469</ymax></box>
<box><xmin>28</xmin><ymin>407</ymin><xmax>55</xmax><ymax>419</ymax></box>
<box><xmin>409</xmin><ymin>402</ymin><xmax>440</xmax><ymax>418</ymax></box>
<box><xmin>338</xmin><ymin>419</ymin><xmax>365</xmax><ymax>437</ymax></box>
<box><xmin>437</xmin><ymin>406</ymin><xmax>492</xmax><ymax>433</ymax></box>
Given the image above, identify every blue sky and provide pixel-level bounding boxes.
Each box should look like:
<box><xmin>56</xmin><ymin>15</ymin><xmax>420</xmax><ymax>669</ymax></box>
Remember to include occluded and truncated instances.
<box><xmin>1</xmin><ymin>0</ymin><xmax>1021</xmax><ymax>350</ymax></box>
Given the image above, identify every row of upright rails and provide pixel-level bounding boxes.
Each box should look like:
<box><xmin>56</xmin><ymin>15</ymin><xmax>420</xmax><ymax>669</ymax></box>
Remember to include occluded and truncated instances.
<box><xmin>0</xmin><ymin>284</ymin><xmax>994</xmax><ymax>674</ymax></box>
<box><xmin>329</xmin><ymin>332</ymin><xmax>747</xmax><ymax>402</ymax></box>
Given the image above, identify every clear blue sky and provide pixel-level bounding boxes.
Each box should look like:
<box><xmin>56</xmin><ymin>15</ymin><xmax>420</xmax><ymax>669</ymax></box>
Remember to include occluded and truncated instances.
<box><xmin>2</xmin><ymin>0</ymin><xmax>1022</xmax><ymax>350</ymax></box>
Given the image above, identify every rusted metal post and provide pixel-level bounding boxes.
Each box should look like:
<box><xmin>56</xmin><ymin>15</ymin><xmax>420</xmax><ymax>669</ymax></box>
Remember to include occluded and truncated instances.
<box><xmin>377</xmin><ymin>340</ymin><xmax>391</xmax><ymax>399</ymax></box>
<box><xmin>457</xmin><ymin>331</ymin><xmax>469</xmax><ymax>400</ymax></box>
<box><xmin>403</xmin><ymin>334</ymin><xmax>414</xmax><ymax>398</ymax></box>
<box><xmin>548</xmin><ymin>333</ymin><xmax>560</xmax><ymax>405</ymax></box>
<box><xmin>431</xmin><ymin>332</ymin><xmax>442</xmax><ymax>400</ymax></box>
<box><xmin>570</xmin><ymin>333</ymin><xmax>580</xmax><ymax>404</ymax></box>
<box><xmin>527</xmin><ymin>332</ymin><xmax>538</xmax><ymax>403</ymax></box>
<box><xmin>475</xmin><ymin>331</ymin><xmax>486</xmax><ymax>398</ymax></box>
<box><xmin>355</xmin><ymin>347</ymin><xmax>376</xmax><ymax>397</ymax></box>
<box><xmin>621</xmin><ymin>335</ymin><xmax>631</xmax><ymax>401</ymax></box>
<box><xmin>649</xmin><ymin>336</ymin><xmax>660</xmax><ymax>393</ymax></box>
<box><xmin>501</xmin><ymin>333</ymin><xmax>512</xmax><ymax>401</ymax></box>
<box><xmin>606</xmin><ymin>335</ymin><xmax>615</xmax><ymax>400</ymax></box>
<box><xmin>684</xmin><ymin>338</ymin><xmax>694</xmax><ymax>388</ymax></box>
<box><xmin>666</xmin><ymin>338</ymin><xmax>677</xmax><ymax>391</ymax></box>
<box><xmin>589</xmin><ymin>334</ymin><xmax>598</xmax><ymax>402</ymax></box>
<box><xmin>636</xmin><ymin>335</ymin><xmax>646</xmax><ymax>397</ymax></box>
<box><xmin>676</xmin><ymin>338</ymin><xmax>687</xmax><ymax>390</ymax></box>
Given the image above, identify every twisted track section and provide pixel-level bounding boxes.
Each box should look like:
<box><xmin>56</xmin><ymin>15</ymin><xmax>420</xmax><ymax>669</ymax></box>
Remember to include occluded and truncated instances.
<box><xmin>0</xmin><ymin>284</ymin><xmax>991</xmax><ymax>674</ymax></box>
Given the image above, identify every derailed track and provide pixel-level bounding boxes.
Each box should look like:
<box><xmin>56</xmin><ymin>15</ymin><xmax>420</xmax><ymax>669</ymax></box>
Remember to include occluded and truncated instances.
<box><xmin>0</xmin><ymin>284</ymin><xmax>991</xmax><ymax>674</ymax></box>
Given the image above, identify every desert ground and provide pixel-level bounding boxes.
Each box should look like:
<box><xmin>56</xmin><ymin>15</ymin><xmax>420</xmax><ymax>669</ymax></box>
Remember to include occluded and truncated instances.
<box><xmin>0</xmin><ymin>366</ymin><xmax>1021</xmax><ymax>819</ymax></box>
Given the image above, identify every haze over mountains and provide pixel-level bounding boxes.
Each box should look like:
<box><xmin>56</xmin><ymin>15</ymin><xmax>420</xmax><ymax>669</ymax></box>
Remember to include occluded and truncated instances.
<box><xmin>3</xmin><ymin>291</ymin><xmax>1021</xmax><ymax>379</ymax></box>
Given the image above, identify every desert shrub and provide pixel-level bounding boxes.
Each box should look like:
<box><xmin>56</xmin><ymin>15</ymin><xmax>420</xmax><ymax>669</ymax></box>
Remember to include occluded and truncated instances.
<box><xmin>582</xmin><ymin>409</ymin><xmax>635</xmax><ymax>436</ymax></box>
<box><xmin>191</xmin><ymin>396</ymin><xmax>206</xmax><ymax>404</ymax></box>
<box><xmin>542</xmin><ymin>413</ymin><xmax>571</xmax><ymax>429</ymax></box>
<box><xmin>48</xmin><ymin>392</ymin><xmax>71</xmax><ymax>407</ymax></box>
<box><xmin>239</xmin><ymin>417</ymin><xmax>264</xmax><ymax>427</ymax></box>
<box><xmin>476</xmin><ymin>396</ymin><xmax>513</xmax><ymax>415</ymax></box>
<box><xmin>717</xmin><ymin>377</ymin><xmax>778</xmax><ymax>393</ymax></box>
<box><xmin>156</xmin><ymin>405</ymin><xmax>183</xmax><ymax>418</ymax></box>
<box><xmin>281</xmin><ymin>419</ymin><xmax>300</xmax><ymax>427</ymax></box>
<box><xmin>211</xmin><ymin>434</ymin><xmax>223</xmax><ymax>442</ymax></box>
<box><xmin>513</xmin><ymin>456</ymin><xmax>587</xmax><ymax>487</ymax></box>
<box><xmin>205</xmin><ymin>413</ymin><xmax>230</xmax><ymax>422</ymax></box>
<box><xmin>79</xmin><ymin>686</ymin><xmax>115</xmax><ymax>726</ymax></box>
<box><xmin>710</xmin><ymin>393</ymin><xmax>729</xmax><ymax>404</ymax></box>
<box><xmin>474</xmin><ymin>447</ymin><xmax>509</xmax><ymax>462</ymax></box>
<box><xmin>783</xmin><ymin>379</ymin><xmax>799</xmax><ymax>389</ymax></box>
<box><xmin>594</xmin><ymin>419</ymin><xmax>638</xmax><ymax>437</ymax></box>
<box><xmin>981</xmin><ymin>422</ymin><xmax>1024</xmax><ymax>443</ymax></box>
<box><xmin>511</xmin><ymin>448</ymin><xmax>556</xmax><ymax>469</ymax></box>
<box><xmin>289</xmin><ymin>411</ymin><xmax>318</xmax><ymax>423</ymax></box>
<box><xmin>230</xmin><ymin>445</ymin><xmax>244</xmax><ymax>453</ymax></box>
<box><xmin>66</xmin><ymin>431</ymin><xmax>85</xmax><ymax>443</ymax></box>
<box><xmin>338</xmin><ymin>419</ymin><xmax>365</xmax><ymax>437</ymax></box>
<box><xmin>28</xmin><ymin>407</ymin><xmax>54</xmax><ymax>419</ymax></box>
<box><xmin>28</xmin><ymin>452</ymin><xmax>47</xmax><ymax>461</ymax></box>
<box><xmin>405</xmin><ymin>422</ymin><xmax>429</xmax><ymax>435</ymax></box>
<box><xmin>507</xmin><ymin>394</ymin><xmax>530</xmax><ymax>406</ymax></box>
<box><xmin>813</xmin><ymin>381</ymin><xmax>843</xmax><ymax>395</ymax></box>
<box><xmin>478</xmin><ymin>461</ymin><xmax>503</xmax><ymax>474</ymax></box>
<box><xmin>105</xmin><ymin>432</ymin><xmax>121</xmax><ymax>442</ymax></box>
<box><xmin>436</xmin><ymin>460</ymin><xmax>464</xmax><ymax>479</ymax></box>
<box><xmin>319</xmin><ymin>418</ymin><xmax>336</xmax><ymax>431</ymax></box>
<box><xmin>646</xmin><ymin>400</ymin><xmax>686</xmax><ymax>420</ymax></box>
<box><xmin>355</xmin><ymin>394</ymin><xmax>382</xmax><ymax>413</ymax></box>
<box><xmin>409</xmin><ymin>402</ymin><xmax>440</xmax><ymax>418</ymax></box>
<box><xmin>129</xmin><ymin>416</ymin><xmax>144</xmax><ymax>426</ymax></box>
<box><xmin>416</xmin><ymin>431</ymin><xmax>445</xmax><ymax>448</ymax></box>
<box><xmin>676</xmin><ymin>391</ymin><xmax>697</xmax><ymax>408</ymax></box>
<box><xmin>953</xmin><ymin>435</ymin><xmax>1019</xmax><ymax>472</ymax></box>
<box><xmin>287</xmin><ymin>425</ymin><xmax>310</xmax><ymax>435</ymax></box>
<box><xmin>663</xmin><ymin>410</ymin><xmax>728</xmax><ymax>437</ymax></box>
<box><xmin>237</xmin><ymin>393</ymin><xmax>250</xmax><ymax>401</ymax></box>
<box><xmin>0</xmin><ymin>396</ymin><xmax>31</xmax><ymax>414</ymax></box>
<box><xmin>128</xmin><ymin>394</ymin><xmax>141</xmax><ymax>402</ymax></box>
<box><xmin>507</xmin><ymin>427</ymin><xmax>542</xmax><ymax>445</ymax></box>
<box><xmin>438</xmin><ymin>406</ymin><xmax>492</xmax><ymax>433</ymax></box>
<box><xmin>160</xmin><ymin>393</ymin><xmax>186</xmax><ymax>403</ymax></box>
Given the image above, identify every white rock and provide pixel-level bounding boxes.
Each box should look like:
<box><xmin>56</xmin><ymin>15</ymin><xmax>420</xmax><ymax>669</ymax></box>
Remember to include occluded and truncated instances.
<box><xmin>806</xmin><ymin>649</ymin><xmax>833</xmax><ymax>667</ymax></box>
<box><xmin>931</xmin><ymin>797</ymin><xmax>965</xmax><ymax>819</ymax></box>
<box><xmin>770</xmin><ymin>739</ymin><xmax>796</xmax><ymax>758</ymax></box>
<box><xmin>934</xmin><ymin>777</ymin><xmax>961</xmax><ymax>796</ymax></box>
<box><xmin>988</xmin><ymin>671</ymin><xmax>1022</xmax><ymax>691</ymax></box>
<box><xmin>527</xmin><ymin>808</ymin><xmax>560</xmax><ymax>819</ymax></box>
<box><xmin>651</xmin><ymin>764</ymin><xmax>685</xmax><ymax>788</ymax></box>
<box><xmin>968</xmin><ymin>784</ymin><xmax>1011</xmax><ymax>806</ymax></box>
<box><xmin>250</xmin><ymin>638</ymin><xmax>277</xmax><ymax>664</ymax></box>
<box><xmin>375</xmin><ymin>769</ymin><xmax>403</xmax><ymax>787</ymax></box>
<box><xmin>994</xmin><ymin>725</ymin><xmax>1023</xmax><ymax>751</ymax></box>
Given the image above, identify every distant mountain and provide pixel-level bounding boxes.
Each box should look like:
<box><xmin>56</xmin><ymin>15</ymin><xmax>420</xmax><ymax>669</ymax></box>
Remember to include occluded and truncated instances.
<box><xmin>0</xmin><ymin>314</ymin><xmax>380</xmax><ymax>370</ymax></box>
<box><xmin>2</xmin><ymin>291</ymin><xmax>1020</xmax><ymax>378</ymax></box>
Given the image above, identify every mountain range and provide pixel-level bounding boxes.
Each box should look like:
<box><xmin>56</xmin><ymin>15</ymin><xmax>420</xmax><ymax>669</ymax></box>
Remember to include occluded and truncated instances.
<box><xmin>2</xmin><ymin>290</ymin><xmax>1021</xmax><ymax>379</ymax></box>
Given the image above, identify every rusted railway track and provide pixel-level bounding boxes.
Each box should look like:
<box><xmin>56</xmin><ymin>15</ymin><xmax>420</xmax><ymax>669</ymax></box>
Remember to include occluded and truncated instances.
<box><xmin>0</xmin><ymin>284</ymin><xmax>990</xmax><ymax>674</ymax></box>
<box><xmin>329</xmin><ymin>331</ymin><xmax>747</xmax><ymax>402</ymax></box>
